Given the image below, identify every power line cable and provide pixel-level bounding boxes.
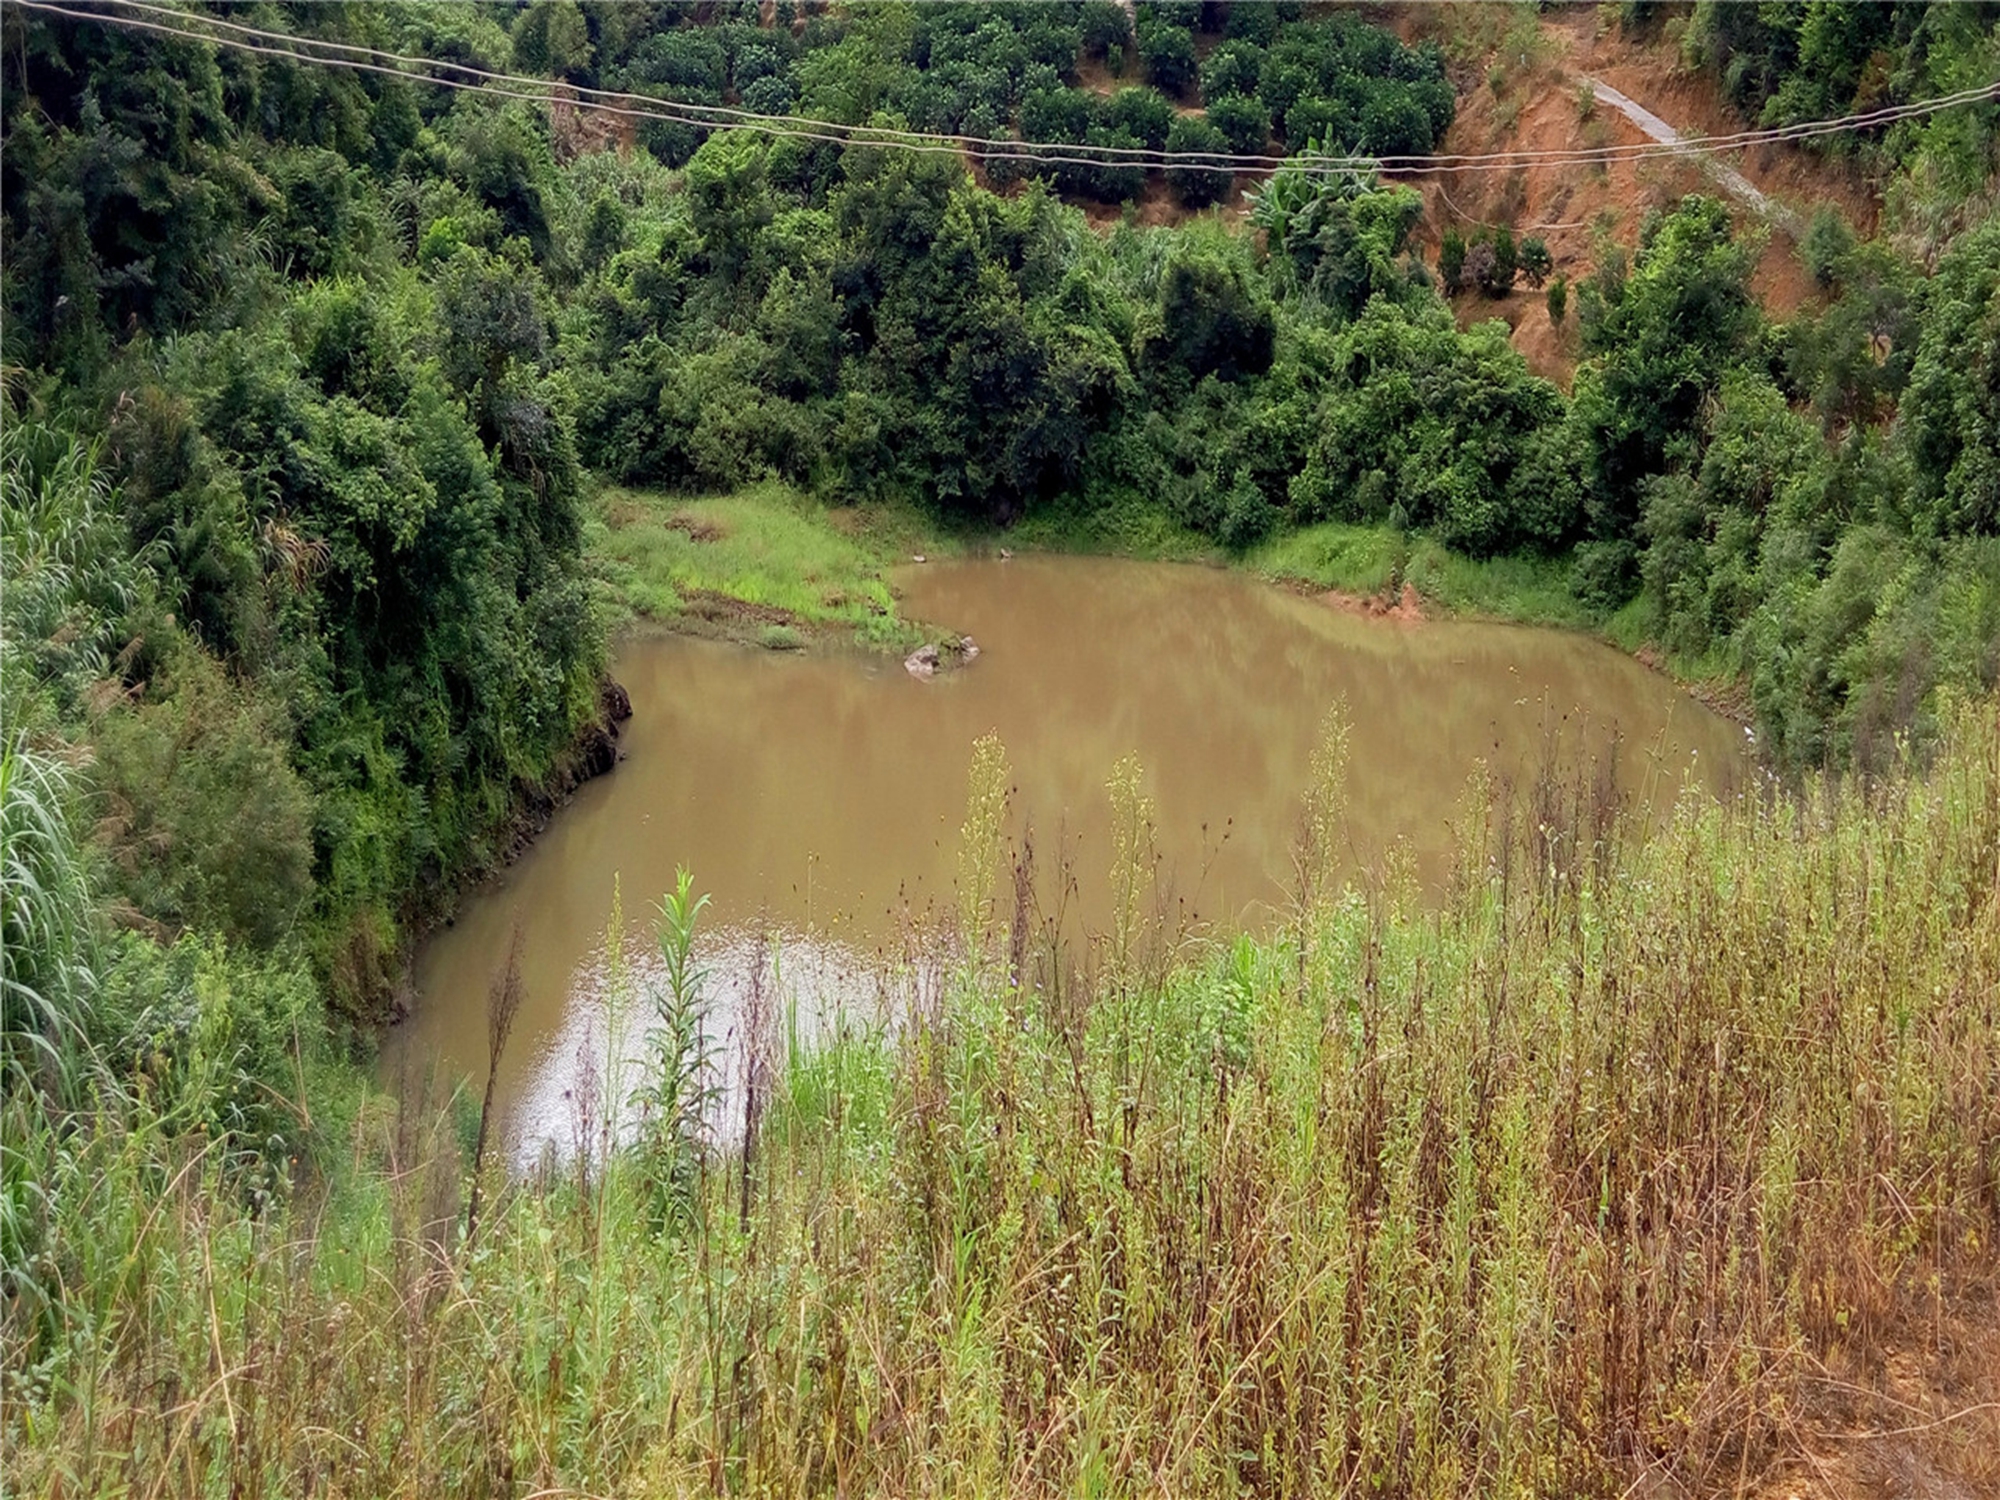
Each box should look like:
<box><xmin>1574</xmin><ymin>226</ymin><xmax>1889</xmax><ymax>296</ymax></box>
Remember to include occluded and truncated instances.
<box><xmin>17</xmin><ymin>0</ymin><xmax>1280</xmax><ymax>181</ymax></box>
<box><xmin>25</xmin><ymin>0</ymin><xmax>1340</xmax><ymax>169</ymax></box>
<box><xmin>17</xmin><ymin>0</ymin><xmax>1999</xmax><ymax>181</ymax></box>
<box><xmin>79</xmin><ymin>0</ymin><xmax>2000</xmax><ymax>172</ymax></box>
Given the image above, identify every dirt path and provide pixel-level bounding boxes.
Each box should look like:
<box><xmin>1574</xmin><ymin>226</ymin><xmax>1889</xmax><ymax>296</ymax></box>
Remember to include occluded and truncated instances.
<box><xmin>1579</xmin><ymin>75</ymin><xmax>1797</xmax><ymax>232</ymax></box>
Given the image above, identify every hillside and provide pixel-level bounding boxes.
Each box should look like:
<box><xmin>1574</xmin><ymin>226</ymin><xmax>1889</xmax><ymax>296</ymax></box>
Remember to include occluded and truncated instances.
<box><xmin>1385</xmin><ymin>3</ymin><xmax>1886</xmax><ymax>382</ymax></box>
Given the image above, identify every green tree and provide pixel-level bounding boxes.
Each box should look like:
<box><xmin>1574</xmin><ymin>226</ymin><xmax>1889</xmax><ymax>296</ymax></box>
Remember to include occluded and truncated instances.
<box><xmin>1289</xmin><ymin>302</ymin><xmax>1578</xmax><ymax>555</ymax></box>
<box><xmin>1575</xmin><ymin>196</ymin><xmax>1761</xmax><ymax>545</ymax></box>
<box><xmin>685</xmin><ymin>130</ymin><xmax>775</xmax><ymax>288</ymax></box>
<box><xmin>1250</xmin><ymin>168</ymin><xmax>1421</xmax><ymax>318</ymax></box>
<box><xmin>1206</xmin><ymin>94</ymin><xmax>1272</xmax><ymax>156</ymax></box>
<box><xmin>1105</xmin><ymin>86</ymin><xmax>1175</xmax><ymax>151</ymax></box>
<box><xmin>1165</xmin><ymin>115</ymin><xmax>1233</xmax><ymax>208</ymax></box>
<box><xmin>1439</xmin><ymin>229</ymin><xmax>1467</xmax><ymax>294</ymax></box>
<box><xmin>449</xmin><ymin>106</ymin><xmax>557</xmax><ymax>257</ymax></box>
<box><xmin>1895</xmin><ymin>216</ymin><xmax>2000</xmax><ymax>536</ymax></box>
<box><xmin>512</xmin><ymin>1</ymin><xmax>593</xmax><ymax>80</ymax></box>
<box><xmin>1144</xmin><ymin>248</ymin><xmax>1276</xmax><ymax>386</ymax></box>
<box><xmin>1478</xmin><ymin>227</ymin><xmax>1519</xmax><ymax>295</ymax></box>
<box><xmin>1138</xmin><ymin>18</ymin><xmax>1198</xmax><ymax>98</ymax></box>
<box><xmin>1801</xmin><ymin>206</ymin><xmax>1856</xmax><ymax>287</ymax></box>
<box><xmin>1200</xmin><ymin>40</ymin><xmax>1266</xmax><ymax>103</ymax></box>
<box><xmin>1079</xmin><ymin>2</ymin><xmax>1131</xmax><ymax>60</ymax></box>
<box><xmin>1519</xmin><ymin>235</ymin><xmax>1553</xmax><ymax>288</ymax></box>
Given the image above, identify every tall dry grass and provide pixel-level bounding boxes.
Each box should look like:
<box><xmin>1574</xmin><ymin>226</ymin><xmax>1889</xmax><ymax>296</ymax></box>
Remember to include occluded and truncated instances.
<box><xmin>4</xmin><ymin>703</ymin><xmax>1997</xmax><ymax>1498</ymax></box>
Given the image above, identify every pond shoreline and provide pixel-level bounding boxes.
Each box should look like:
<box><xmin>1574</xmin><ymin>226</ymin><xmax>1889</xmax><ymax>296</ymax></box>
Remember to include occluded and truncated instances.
<box><xmin>379</xmin><ymin>676</ymin><xmax>635</xmax><ymax>1027</ymax></box>
<box><xmin>589</xmin><ymin>481</ymin><xmax>1754</xmax><ymax>731</ymax></box>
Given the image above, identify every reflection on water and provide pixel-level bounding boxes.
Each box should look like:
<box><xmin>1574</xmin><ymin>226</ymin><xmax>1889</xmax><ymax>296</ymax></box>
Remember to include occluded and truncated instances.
<box><xmin>394</xmin><ymin>555</ymin><xmax>1749</xmax><ymax>1157</ymax></box>
<box><xmin>491</xmin><ymin>924</ymin><xmax>925</xmax><ymax>1168</ymax></box>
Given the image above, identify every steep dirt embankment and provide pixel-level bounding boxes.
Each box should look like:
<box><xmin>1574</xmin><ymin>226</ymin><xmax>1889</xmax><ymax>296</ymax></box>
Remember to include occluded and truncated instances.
<box><xmin>1383</xmin><ymin>4</ymin><xmax>1881</xmax><ymax>385</ymax></box>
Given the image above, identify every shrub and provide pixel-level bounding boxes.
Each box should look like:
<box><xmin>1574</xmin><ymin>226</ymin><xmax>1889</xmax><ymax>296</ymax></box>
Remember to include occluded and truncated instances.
<box><xmin>1283</xmin><ymin>94</ymin><xmax>1350</xmax><ymax>152</ymax></box>
<box><xmin>1358</xmin><ymin>90</ymin><xmax>1435</xmax><ymax>158</ymax></box>
<box><xmin>1478</xmin><ymin>226</ymin><xmax>1519</xmax><ymax>295</ymax></box>
<box><xmin>1801</xmin><ymin>206</ymin><xmax>1856</xmax><ymax>288</ymax></box>
<box><xmin>92</xmin><ymin>650</ymin><xmax>316</xmax><ymax>952</ymax></box>
<box><xmin>1138</xmin><ymin>19</ymin><xmax>1197</xmax><ymax>97</ymax></box>
<box><xmin>1146</xmin><ymin>251</ymin><xmax>1276</xmax><ymax>383</ymax></box>
<box><xmin>1464</xmin><ymin>240</ymin><xmax>1499</xmax><ymax>296</ymax></box>
<box><xmin>1164</xmin><ymin>115</ymin><xmax>1234</xmax><ymax>207</ymax></box>
<box><xmin>1079</xmin><ymin>1</ymin><xmax>1129</xmax><ymax>59</ymax></box>
<box><xmin>1520</xmin><ymin>234</ymin><xmax>1553</xmax><ymax>287</ymax></box>
<box><xmin>1105</xmin><ymin>86</ymin><xmax>1175</xmax><ymax>151</ymax></box>
<box><xmin>1219</xmin><ymin>475</ymin><xmax>1280</xmax><ymax>548</ymax></box>
<box><xmin>1225</xmin><ymin>1</ymin><xmax>1284</xmax><ymax>44</ymax></box>
<box><xmin>739</xmin><ymin>74</ymin><xmax>796</xmax><ymax>116</ymax></box>
<box><xmin>1205</xmin><ymin>94</ymin><xmax>1271</xmax><ymax>156</ymax></box>
<box><xmin>1199</xmin><ymin>39</ymin><xmax>1265</xmax><ymax>103</ymax></box>
<box><xmin>1439</xmin><ymin>228</ymin><xmax>1466</xmax><ymax>293</ymax></box>
<box><xmin>1571</xmin><ymin>537</ymin><xmax>1641</xmax><ymax>610</ymax></box>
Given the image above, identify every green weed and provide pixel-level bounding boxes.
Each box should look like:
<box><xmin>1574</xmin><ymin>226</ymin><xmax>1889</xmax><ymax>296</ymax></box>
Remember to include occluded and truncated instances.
<box><xmin>5</xmin><ymin>704</ymin><xmax>1998</xmax><ymax>1497</ymax></box>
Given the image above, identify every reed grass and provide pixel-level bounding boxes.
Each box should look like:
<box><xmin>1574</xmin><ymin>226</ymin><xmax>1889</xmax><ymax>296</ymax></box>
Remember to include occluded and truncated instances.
<box><xmin>5</xmin><ymin>702</ymin><xmax>1997</xmax><ymax>1498</ymax></box>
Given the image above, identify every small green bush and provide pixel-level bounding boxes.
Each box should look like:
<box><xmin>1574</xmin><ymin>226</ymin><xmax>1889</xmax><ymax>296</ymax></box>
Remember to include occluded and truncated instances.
<box><xmin>1439</xmin><ymin>229</ymin><xmax>1467</xmax><ymax>293</ymax></box>
<box><xmin>93</xmin><ymin>650</ymin><xmax>315</xmax><ymax>952</ymax></box>
<box><xmin>1137</xmin><ymin>18</ymin><xmax>1198</xmax><ymax>97</ymax></box>
<box><xmin>1165</xmin><ymin>116</ymin><xmax>1234</xmax><ymax>206</ymax></box>
<box><xmin>1205</xmin><ymin>94</ymin><xmax>1271</xmax><ymax>156</ymax></box>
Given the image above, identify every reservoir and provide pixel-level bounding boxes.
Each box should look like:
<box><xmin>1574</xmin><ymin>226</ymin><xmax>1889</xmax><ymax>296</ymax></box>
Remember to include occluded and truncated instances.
<box><xmin>396</xmin><ymin>555</ymin><xmax>1748</xmax><ymax>1157</ymax></box>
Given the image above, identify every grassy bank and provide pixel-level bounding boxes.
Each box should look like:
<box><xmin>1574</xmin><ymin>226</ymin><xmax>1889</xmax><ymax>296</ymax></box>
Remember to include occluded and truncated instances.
<box><xmin>586</xmin><ymin>486</ymin><xmax>1747</xmax><ymax>713</ymax></box>
<box><xmin>8</xmin><ymin>705</ymin><xmax>1997</xmax><ymax>1498</ymax></box>
<box><xmin>1005</xmin><ymin>491</ymin><xmax>1222</xmax><ymax>564</ymax></box>
<box><xmin>588</xmin><ymin>481</ymin><xmax>950</xmax><ymax>653</ymax></box>
<box><xmin>1242</xmin><ymin>522</ymin><xmax>1757</xmax><ymax>716</ymax></box>
<box><xmin>1246</xmin><ymin>522</ymin><xmax>1592</xmax><ymax>628</ymax></box>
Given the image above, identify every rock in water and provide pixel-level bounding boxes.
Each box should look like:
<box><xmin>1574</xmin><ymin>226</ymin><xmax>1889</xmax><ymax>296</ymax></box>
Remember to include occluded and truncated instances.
<box><xmin>905</xmin><ymin>643</ymin><xmax>940</xmax><ymax>679</ymax></box>
<box><xmin>577</xmin><ymin>724</ymin><xmax>618</xmax><ymax>779</ymax></box>
<box><xmin>960</xmin><ymin>635</ymin><xmax>981</xmax><ymax>661</ymax></box>
<box><xmin>601</xmin><ymin>678</ymin><xmax>632</xmax><ymax>726</ymax></box>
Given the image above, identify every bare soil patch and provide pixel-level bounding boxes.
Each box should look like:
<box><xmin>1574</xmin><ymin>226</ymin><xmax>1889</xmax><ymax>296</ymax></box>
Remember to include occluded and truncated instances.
<box><xmin>1382</xmin><ymin>3</ymin><xmax>1882</xmax><ymax>381</ymax></box>
<box><xmin>1075</xmin><ymin>55</ymin><xmax>1124</xmax><ymax>98</ymax></box>
<box><xmin>1745</xmin><ymin>1276</ymin><xmax>2000</xmax><ymax>1500</ymax></box>
<box><xmin>666</xmin><ymin>512</ymin><xmax>727</xmax><ymax>543</ymax></box>
<box><xmin>676</xmin><ymin>588</ymin><xmax>796</xmax><ymax>627</ymax></box>
<box><xmin>1317</xmin><ymin>581</ymin><xmax>1426</xmax><ymax>624</ymax></box>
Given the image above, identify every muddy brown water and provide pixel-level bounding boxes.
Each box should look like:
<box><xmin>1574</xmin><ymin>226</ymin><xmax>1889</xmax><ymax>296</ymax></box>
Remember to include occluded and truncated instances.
<box><xmin>396</xmin><ymin>555</ymin><xmax>1749</xmax><ymax>1159</ymax></box>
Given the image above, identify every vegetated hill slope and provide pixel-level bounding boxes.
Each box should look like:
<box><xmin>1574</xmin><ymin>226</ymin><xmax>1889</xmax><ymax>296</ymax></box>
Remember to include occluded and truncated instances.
<box><xmin>1385</xmin><ymin>2</ymin><xmax>1885</xmax><ymax>384</ymax></box>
